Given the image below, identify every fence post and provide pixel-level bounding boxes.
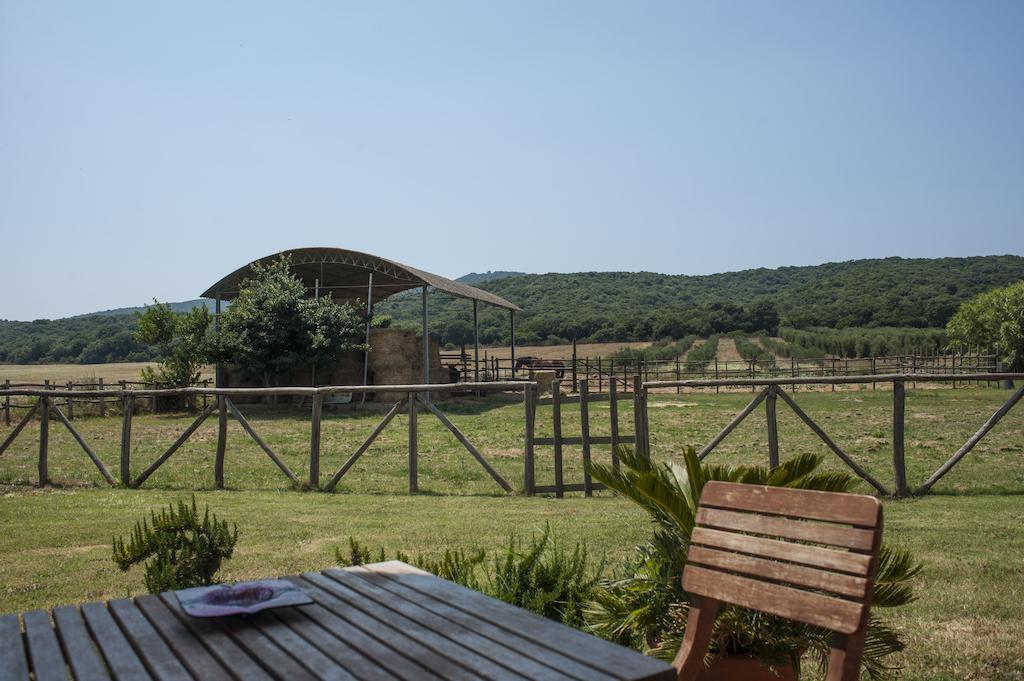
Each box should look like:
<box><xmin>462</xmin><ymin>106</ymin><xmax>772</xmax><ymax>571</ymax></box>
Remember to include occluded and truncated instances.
<box><xmin>552</xmin><ymin>380</ymin><xmax>564</xmax><ymax>498</ymax></box>
<box><xmin>524</xmin><ymin>384</ymin><xmax>536</xmax><ymax>495</ymax></box>
<box><xmin>633</xmin><ymin>375</ymin><xmax>648</xmax><ymax>459</ymax></box>
<box><xmin>215</xmin><ymin>396</ymin><xmax>227</xmax><ymax>489</ymax></box>
<box><xmin>38</xmin><ymin>397</ymin><xmax>49</xmax><ymax>486</ymax></box>
<box><xmin>609</xmin><ymin>378</ymin><xmax>620</xmax><ymax>470</ymax></box>
<box><xmin>580</xmin><ymin>379</ymin><xmax>593</xmax><ymax>497</ymax></box>
<box><xmin>408</xmin><ymin>392</ymin><xmax>418</xmax><ymax>494</ymax></box>
<box><xmin>98</xmin><ymin>378</ymin><xmax>106</xmax><ymax>417</ymax></box>
<box><xmin>120</xmin><ymin>394</ymin><xmax>134</xmax><ymax>486</ymax></box>
<box><xmin>714</xmin><ymin>359</ymin><xmax>720</xmax><ymax>394</ymax></box>
<box><xmin>597</xmin><ymin>358</ymin><xmax>603</xmax><ymax>393</ymax></box>
<box><xmin>766</xmin><ymin>385</ymin><xmax>779</xmax><ymax>469</ymax></box>
<box><xmin>66</xmin><ymin>381</ymin><xmax>74</xmax><ymax>421</ymax></box>
<box><xmin>571</xmin><ymin>338</ymin><xmax>578</xmax><ymax>392</ymax></box>
<box><xmin>675</xmin><ymin>357</ymin><xmax>681</xmax><ymax>393</ymax></box>
<box><xmin>790</xmin><ymin>357</ymin><xmax>796</xmax><ymax>392</ymax></box>
<box><xmin>310</xmin><ymin>393</ymin><xmax>322</xmax><ymax>490</ymax></box>
<box><xmin>831</xmin><ymin>359</ymin><xmax>836</xmax><ymax>391</ymax></box>
<box><xmin>892</xmin><ymin>381</ymin><xmax>908</xmax><ymax>497</ymax></box>
<box><xmin>3</xmin><ymin>379</ymin><xmax>9</xmax><ymax>426</ymax></box>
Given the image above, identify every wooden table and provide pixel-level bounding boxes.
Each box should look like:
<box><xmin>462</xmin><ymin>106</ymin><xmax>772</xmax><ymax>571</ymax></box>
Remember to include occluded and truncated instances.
<box><xmin>1</xmin><ymin>560</ymin><xmax>675</xmax><ymax>680</ymax></box>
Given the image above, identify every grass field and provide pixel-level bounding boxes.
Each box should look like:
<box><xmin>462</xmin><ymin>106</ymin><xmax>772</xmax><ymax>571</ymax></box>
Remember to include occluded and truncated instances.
<box><xmin>1</xmin><ymin>386</ymin><xmax>1022</xmax><ymax>679</ymax></box>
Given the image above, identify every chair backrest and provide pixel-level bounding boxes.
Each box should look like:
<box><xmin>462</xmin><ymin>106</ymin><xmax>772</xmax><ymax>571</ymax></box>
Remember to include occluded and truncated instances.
<box><xmin>683</xmin><ymin>480</ymin><xmax>883</xmax><ymax>635</ymax></box>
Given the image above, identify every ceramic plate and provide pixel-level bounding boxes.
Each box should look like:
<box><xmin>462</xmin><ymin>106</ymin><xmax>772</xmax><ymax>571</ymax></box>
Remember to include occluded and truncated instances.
<box><xmin>176</xmin><ymin>579</ymin><xmax>312</xmax><ymax>617</ymax></box>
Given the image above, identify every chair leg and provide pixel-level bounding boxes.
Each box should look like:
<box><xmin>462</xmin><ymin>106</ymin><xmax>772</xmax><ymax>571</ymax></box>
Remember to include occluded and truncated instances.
<box><xmin>826</xmin><ymin>631</ymin><xmax>866</xmax><ymax>681</ymax></box>
<box><xmin>672</xmin><ymin>596</ymin><xmax>720</xmax><ymax>681</ymax></box>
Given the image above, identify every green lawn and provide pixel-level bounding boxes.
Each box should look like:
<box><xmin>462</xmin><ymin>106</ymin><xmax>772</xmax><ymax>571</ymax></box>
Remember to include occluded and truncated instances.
<box><xmin>1</xmin><ymin>386</ymin><xmax>1022</xmax><ymax>679</ymax></box>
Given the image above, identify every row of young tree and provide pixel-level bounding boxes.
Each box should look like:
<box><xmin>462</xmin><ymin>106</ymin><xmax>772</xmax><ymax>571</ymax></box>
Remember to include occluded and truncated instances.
<box><xmin>774</xmin><ymin>327</ymin><xmax>950</xmax><ymax>359</ymax></box>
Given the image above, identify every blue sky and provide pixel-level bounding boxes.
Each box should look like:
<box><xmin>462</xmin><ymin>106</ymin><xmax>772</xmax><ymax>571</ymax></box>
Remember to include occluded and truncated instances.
<box><xmin>2</xmin><ymin>1</ymin><xmax>1022</xmax><ymax>320</ymax></box>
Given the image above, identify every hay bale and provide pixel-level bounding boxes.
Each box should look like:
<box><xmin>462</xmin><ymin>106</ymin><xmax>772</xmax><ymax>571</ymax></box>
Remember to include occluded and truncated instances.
<box><xmin>531</xmin><ymin>370</ymin><xmax>557</xmax><ymax>395</ymax></box>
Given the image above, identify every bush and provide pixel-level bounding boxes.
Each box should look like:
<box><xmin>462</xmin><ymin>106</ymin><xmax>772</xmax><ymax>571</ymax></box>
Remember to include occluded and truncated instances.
<box><xmin>112</xmin><ymin>497</ymin><xmax>238</xmax><ymax>594</ymax></box>
<box><xmin>336</xmin><ymin>523</ymin><xmax>601</xmax><ymax>627</ymax></box>
<box><xmin>686</xmin><ymin>335</ymin><xmax>719</xmax><ymax>363</ymax></box>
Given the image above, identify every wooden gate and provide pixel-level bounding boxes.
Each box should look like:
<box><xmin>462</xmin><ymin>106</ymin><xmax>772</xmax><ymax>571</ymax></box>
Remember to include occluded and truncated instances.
<box><xmin>524</xmin><ymin>378</ymin><xmax>639</xmax><ymax>497</ymax></box>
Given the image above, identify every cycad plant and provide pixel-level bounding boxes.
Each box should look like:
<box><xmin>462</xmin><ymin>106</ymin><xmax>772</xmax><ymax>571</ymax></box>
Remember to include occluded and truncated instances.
<box><xmin>586</xmin><ymin>447</ymin><xmax>920</xmax><ymax>679</ymax></box>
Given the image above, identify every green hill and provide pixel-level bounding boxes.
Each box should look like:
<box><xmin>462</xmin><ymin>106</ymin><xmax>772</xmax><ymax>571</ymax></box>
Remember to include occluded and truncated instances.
<box><xmin>381</xmin><ymin>255</ymin><xmax>1024</xmax><ymax>346</ymax></box>
<box><xmin>2</xmin><ymin>255</ymin><xmax>1022</xmax><ymax>364</ymax></box>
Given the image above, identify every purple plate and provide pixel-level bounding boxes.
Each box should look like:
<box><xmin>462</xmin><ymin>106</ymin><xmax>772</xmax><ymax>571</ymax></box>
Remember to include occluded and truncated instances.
<box><xmin>176</xmin><ymin>579</ymin><xmax>312</xmax><ymax>617</ymax></box>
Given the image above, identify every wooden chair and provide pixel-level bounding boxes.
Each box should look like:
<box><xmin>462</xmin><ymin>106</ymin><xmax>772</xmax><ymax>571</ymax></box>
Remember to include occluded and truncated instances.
<box><xmin>673</xmin><ymin>481</ymin><xmax>883</xmax><ymax>681</ymax></box>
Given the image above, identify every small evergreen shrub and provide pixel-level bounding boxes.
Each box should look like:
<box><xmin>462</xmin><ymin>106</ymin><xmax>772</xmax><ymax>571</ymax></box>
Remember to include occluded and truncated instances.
<box><xmin>112</xmin><ymin>497</ymin><xmax>238</xmax><ymax>593</ymax></box>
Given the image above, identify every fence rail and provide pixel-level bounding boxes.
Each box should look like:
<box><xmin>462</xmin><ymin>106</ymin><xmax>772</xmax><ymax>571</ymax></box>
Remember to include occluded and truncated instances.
<box><xmin>0</xmin><ymin>382</ymin><xmax>533</xmax><ymax>493</ymax></box>
<box><xmin>439</xmin><ymin>352</ymin><xmax>998</xmax><ymax>392</ymax></box>
<box><xmin>638</xmin><ymin>373</ymin><xmax>1024</xmax><ymax>497</ymax></box>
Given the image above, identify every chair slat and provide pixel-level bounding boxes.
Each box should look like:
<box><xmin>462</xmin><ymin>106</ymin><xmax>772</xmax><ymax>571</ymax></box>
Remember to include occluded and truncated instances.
<box><xmin>687</xmin><ymin>545</ymin><xmax>869</xmax><ymax>599</ymax></box>
<box><xmin>683</xmin><ymin>566</ymin><xmax>865</xmax><ymax>634</ymax></box>
<box><xmin>696</xmin><ymin>507</ymin><xmax>876</xmax><ymax>551</ymax></box>
<box><xmin>700</xmin><ymin>482</ymin><xmax>882</xmax><ymax>527</ymax></box>
<box><xmin>691</xmin><ymin>527</ymin><xmax>872</xmax><ymax>576</ymax></box>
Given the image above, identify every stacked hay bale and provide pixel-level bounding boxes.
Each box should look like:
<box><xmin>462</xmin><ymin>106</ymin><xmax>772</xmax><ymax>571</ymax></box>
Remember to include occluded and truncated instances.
<box><xmin>369</xmin><ymin>327</ymin><xmax>447</xmax><ymax>401</ymax></box>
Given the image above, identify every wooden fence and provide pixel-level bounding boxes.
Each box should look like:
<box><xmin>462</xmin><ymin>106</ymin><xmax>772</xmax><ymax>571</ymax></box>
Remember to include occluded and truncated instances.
<box><xmin>0</xmin><ymin>382</ymin><xmax>530</xmax><ymax>494</ymax></box>
<box><xmin>438</xmin><ymin>352</ymin><xmax>997</xmax><ymax>393</ymax></box>
<box><xmin>640</xmin><ymin>373</ymin><xmax>1024</xmax><ymax>497</ymax></box>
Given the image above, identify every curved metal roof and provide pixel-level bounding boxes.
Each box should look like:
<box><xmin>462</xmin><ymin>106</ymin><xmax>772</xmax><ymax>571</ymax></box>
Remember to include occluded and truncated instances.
<box><xmin>200</xmin><ymin>247</ymin><xmax>521</xmax><ymax>311</ymax></box>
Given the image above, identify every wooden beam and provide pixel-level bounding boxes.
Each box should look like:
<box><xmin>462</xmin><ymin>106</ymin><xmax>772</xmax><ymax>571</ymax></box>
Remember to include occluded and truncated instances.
<box><xmin>553</xmin><ymin>380</ymin><xmax>563</xmax><ymax>498</ymax></box>
<box><xmin>892</xmin><ymin>381</ymin><xmax>907</xmax><ymax>497</ymax></box>
<box><xmin>579</xmin><ymin>379</ymin><xmax>593</xmax><ymax>497</ymax></box>
<box><xmin>697</xmin><ymin>388</ymin><xmax>769</xmax><ymax>460</ymax></box>
<box><xmin>224</xmin><ymin>398</ymin><xmax>299</xmax><ymax>486</ymax></box>
<box><xmin>766</xmin><ymin>385</ymin><xmax>780</xmax><ymax>469</ymax></box>
<box><xmin>422</xmin><ymin>400</ymin><xmax>512</xmax><ymax>493</ymax></box>
<box><xmin>50</xmin><ymin>402</ymin><xmax>117</xmax><ymax>486</ymax></box>
<box><xmin>120</xmin><ymin>395</ymin><xmax>133</xmax><ymax>487</ymax></box>
<box><xmin>131</xmin><ymin>404</ymin><xmax>215</xmax><ymax>488</ymax></box>
<box><xmin>323</xmin><ymin>399</ymin><xmax>406</xmax><ymax>492</ymax></box>
<box><xmin>524</xmin><ymin>385</ymin><xmax>536</xmax><ymax>495</ymax></box>
<box><xmin>609</xmin><ymin>378</ymin><xmax>620</xmax><ymax>470</ymax></box>
<box><xmin>408</xmin><ymin>392</ymin><xmax>418</xmax><ymax>494</ymax></box>
<box><xmin>916</xmin><ymin>385</ymin><xmax>1024</xmax><ymax>495</ymax></box>
<box><xmin>309</xmin><ymin>394</ymin><xmax>323</xmax><ymax>489</ymax></box>
<box><xmin>0</xmin><ymin>400</ymin><xmax>39</xmax><ymax>457</ymax></box>
<box><xmin>215</xmin><ymin>396</ymin><xmax>227</xmax><ymax>489</ymax></box>
<box><xmin>775</xmin><ymin>388</ymin><xmax>890</xmax><ymax>496</ymax></box>
<box><xmin>38</xmin><ymin>397</ymin><xmax>49</xmax><ymax>486</ymax></box>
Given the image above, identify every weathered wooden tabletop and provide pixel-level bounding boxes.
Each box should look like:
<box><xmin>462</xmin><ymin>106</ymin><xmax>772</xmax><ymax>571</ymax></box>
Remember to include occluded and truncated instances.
<box><xmin>0</xmin><ymin>560</ymin><xmax>675</xmax><ymax>680</ymax></box>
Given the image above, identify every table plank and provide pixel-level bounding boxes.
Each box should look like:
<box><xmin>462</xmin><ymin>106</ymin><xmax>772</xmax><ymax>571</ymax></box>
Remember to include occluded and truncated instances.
<box><xmin>289</xmin><ymin>576</ymin><xmax>465</xmax><ymax>681</ymax></box>
<box><xmin>52</xmin><ymin>606</ymin><xmax>111</xmax><ymax>681</ymax></box>
<box><xmin>248</xmin><ymin>612</ymin><xmax>356</xmax><ymax>681</ymax></box>
<box><xmin>358</xmin><ymin>562</ymin><xmax>675</xmax><ymax>681</ymax></box>
<box><xmin>108</xmin><ymin>600</ymin><xmax>192</xmax><ymax>681</ymax></box>
<box><xmin>346</xmin><ymin>566</ymin><xmax>600</xmax><ymax>680</ymax></box>
<box><xmin>304</xmin><ymin>571</ymin><xmax>526</xmax><ymax>679</ymax></box>
<box><xmin>133</xmin><ymin>595</ymin><xmax>232</xmax><ymax>681</ymax></box>
<box><xmin>157</xmin><ymin>593</ymin><xmax>274</xmax><ymax>681</ymax></box>
<box><xmin>215</xmin><ymin>613</ymin><xmax>319</xmax><ymax>681</ymax></box>
<box><xmin>23</xmin><ymin>610</ymin><xmax>69</xmax><ymax>681</ymax></box>
<box><xmin>269</xmin><ymin>608</ymin><xmax>399</xmax><ymax>681</ymax></box>
<box><xmin>282</xmin><ymin>589</ymin><xmax>436</xmax><ymax>681</ymax></box>
<box><xmin>325</xmin><ymin>568</ymin><xmax>577</xmax><ymax>681</ymax></box>
<box><xmin>80</xmin><ymin>602</ymin><xmax>153</xmax><ymax>681</ymax></box>
<box><xmin>0</xmin><ymin>613</ymin><xmax>31</xmax><ymax>680</ymax></box>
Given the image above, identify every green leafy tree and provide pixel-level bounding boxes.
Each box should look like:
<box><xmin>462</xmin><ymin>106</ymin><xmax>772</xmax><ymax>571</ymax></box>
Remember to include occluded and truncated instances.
<box><xmin>112</xmin><ymin>497</ymin><xmax>238</xmax><ymax>594</ymax></box>
<box><xmin>586</xmin><ymin>448</ymin><xmax>920</xmax><ymax>679</ymax></box>
<box><xmin>947</xmin><ymin>280</ymin><xmax>1024</xmax><ymax>371</ymax></box>
<box><xmin>215</xmin><ymin>257</ymin><xmax>366</xmax><ymax>387</ymax></box>
<box><xmin>135</xmin><ymin>301</ymin><xmax>213</xmax><ymax>397</ymax></box>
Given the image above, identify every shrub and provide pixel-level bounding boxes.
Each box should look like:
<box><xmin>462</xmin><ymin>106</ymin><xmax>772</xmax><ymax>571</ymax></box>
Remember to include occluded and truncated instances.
<box><xmin>112</xmin><ymin>497</ymin><xmax>238</xmax><ymax>594</ymax></box>
<box><xmin>686</xmin><ymin>335</ymin><xmax>719</xmax><ymax>363</ymax></box>
<box><xmin>336</xmin><ymin>523</ymin><xmax>601</xmax><ymax>627</ymax></box>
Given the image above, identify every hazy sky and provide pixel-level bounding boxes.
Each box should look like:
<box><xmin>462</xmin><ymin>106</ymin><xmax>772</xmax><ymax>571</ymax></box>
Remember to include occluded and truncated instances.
<box><xmin>2</xmin><ymin>1</ymin><xmax>1022</xmax><ymax>320</ymax></box>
